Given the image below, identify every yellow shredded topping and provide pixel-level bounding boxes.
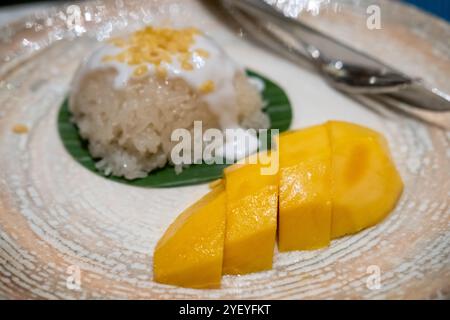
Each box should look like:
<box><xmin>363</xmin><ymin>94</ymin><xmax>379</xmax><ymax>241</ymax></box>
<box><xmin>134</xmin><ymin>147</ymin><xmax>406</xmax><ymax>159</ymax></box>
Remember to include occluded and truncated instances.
<box><xmin>155</xmin><ymin>66</ymin><xmax>167</xmax><ymax>79</ymax></box>
<box><xmin>181</xmin><ymin>60</ymin><xmax>194</xmax><ymax>71</ymax></box>
<box><xmin>133</xmin><ymin>65</ymin><xmax>148</xmax><ymax>77</ymax></box>
<box><xmin>108</xmin><ymin>38</ymin><xmax>127</xmax><ymax>48</ymax></box>
<box><xmin>103</xmin><ymin>27</ymin><xmax>210</xmax><ymax>78</ymax></box>
<box><xmin>12</xmin><ymin>124</ymin><xmax>28</xmax><ymax>134</ymax></box>
<box><xmin>199</xmin><ymin>80</ymin><xmax>215</xmax><ymax>94</ymax></box>
<box><xmin>195</xmin><ymin>49</ymin><xmax>210</xmax><ymax>58</ymax></box>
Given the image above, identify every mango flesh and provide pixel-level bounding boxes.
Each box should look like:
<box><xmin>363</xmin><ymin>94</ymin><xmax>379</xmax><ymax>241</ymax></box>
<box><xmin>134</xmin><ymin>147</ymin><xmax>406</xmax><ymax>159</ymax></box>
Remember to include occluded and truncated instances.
<box><xmin>278</xmin><ymin>124</ymin><xmax>331</xmax><ymax>168</ymax></box>
<box><xmin>326</xmin><ymin>121</ymin><xmax>404</xmax><ymax>238</ymax></box>
<box><xmin>223</xmin><ymin>153</ymin><xmax>278</xmax><ymax>274</ymax></box>
<box><xmin>153</xmin><ymin>186</ymin><xmax>226</xmax><ymax>289</ymax></box>
<box><xmin>278</xmin><ymin>125</ymin><xmax>332</xmax><ymax>251</ymax></box>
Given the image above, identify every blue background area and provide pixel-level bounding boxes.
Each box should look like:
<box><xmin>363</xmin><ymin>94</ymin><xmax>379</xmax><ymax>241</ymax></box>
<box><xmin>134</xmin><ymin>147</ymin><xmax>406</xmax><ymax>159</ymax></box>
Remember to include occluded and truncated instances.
<box><xmin>403</xmin><ymin>0</ymin><xmax>450</xmax><ymax>21</ymax></box>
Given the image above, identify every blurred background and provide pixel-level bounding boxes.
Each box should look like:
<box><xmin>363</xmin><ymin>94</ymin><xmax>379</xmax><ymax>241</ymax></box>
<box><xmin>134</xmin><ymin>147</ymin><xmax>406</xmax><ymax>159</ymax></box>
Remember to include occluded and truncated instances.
<box><xmin>0</xmin><ymin>0</ymin><xmax>449</xmax><ymax>24</ymax></box>
<box><xmin>405</xmin><ymin>0</ymin><xmax>450</xmax><ymax>21</ymax></box>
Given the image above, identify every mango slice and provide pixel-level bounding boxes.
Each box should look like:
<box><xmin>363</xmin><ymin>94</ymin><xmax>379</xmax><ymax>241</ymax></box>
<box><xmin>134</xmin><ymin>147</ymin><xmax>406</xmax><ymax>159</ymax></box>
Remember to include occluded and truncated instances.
<box><xmin>326</xmin><ymin>121</ymin><xmax>404</xmax><ymax>238</ymax></box>
<box><xmin>278</xmin><ymin>125</ymin><xmax>332</xmax><ymax>251</ymax></box>
<box><xmin>153</xmin><ymin>186</ymin><xmax>226</xmax><ymax>289</ymax></box>
<box><xmin>278</xmin><ymin>124</ymin><xmax>331</xmax><ymax>168</ymax></box>
<box><xmin>223</xmin><ymin>153</ymin><xmax>278</xmax><ymax>275</ymax></box>
<box><xmin>153</xmin><ymin>121</ymin><xmax>404</xmax><ymax>289</ymax></box>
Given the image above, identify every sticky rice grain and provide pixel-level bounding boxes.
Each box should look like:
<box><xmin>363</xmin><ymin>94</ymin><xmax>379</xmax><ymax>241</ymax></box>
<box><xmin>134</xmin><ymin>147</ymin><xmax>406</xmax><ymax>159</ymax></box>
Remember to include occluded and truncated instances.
<box><xmin>69</xmin><ymin>68</ymin><xmax>268</xmax><ymax>179</ymax></box>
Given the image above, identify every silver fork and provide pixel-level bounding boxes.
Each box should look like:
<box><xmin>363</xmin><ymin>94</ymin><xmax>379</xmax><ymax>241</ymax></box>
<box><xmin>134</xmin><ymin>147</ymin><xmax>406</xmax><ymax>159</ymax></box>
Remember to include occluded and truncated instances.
<box><xmin>220</xmin><ymin>0</ymin><xmax>450</xmax><ymax>112</ymax></box>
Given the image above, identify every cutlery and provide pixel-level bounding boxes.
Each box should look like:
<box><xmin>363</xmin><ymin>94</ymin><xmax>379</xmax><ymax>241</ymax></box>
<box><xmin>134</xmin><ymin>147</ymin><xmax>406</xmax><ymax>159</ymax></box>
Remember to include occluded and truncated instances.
<box><xmin>220</xmin><ymin>0</ymin><xmax>450</xmax><ymax>112</ymax></box>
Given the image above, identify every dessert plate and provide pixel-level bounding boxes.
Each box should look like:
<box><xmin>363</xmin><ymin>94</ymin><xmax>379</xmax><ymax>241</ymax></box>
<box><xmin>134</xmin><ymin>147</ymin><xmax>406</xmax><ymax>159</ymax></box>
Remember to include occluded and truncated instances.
<box><xmin>0</xmin><ymin>0</ymin><xmax>449</xmax><ymax>299</ymax></box>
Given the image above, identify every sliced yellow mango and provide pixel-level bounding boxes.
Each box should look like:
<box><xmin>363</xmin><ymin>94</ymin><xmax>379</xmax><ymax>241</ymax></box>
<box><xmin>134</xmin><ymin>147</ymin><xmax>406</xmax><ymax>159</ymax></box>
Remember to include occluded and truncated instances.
<box><xmin>153</xmin><ymin>186</ymin><xmax>226</xmax><ymax>289</ymax></box>
<box><xmin>278</xmin><ymin>124</ymin><xmax>331</xmax><ymax>168</ymax></box>
<box><xmin>223</xmin><ymin>153</ymin><xmax>278</xmax><ymax>275</ymax></box>
<box><xmin>278</xmin><ymin>159</ymin><xmax>332</xmax><ymax>251</ymax></box>
<box><xmin>153</xmin><ymin>121</ymin><xmax>404</xmax><ymax>289</ymax></box>
<box><xmin>326</xmin><ymin>121</ymin><xmax>404</xmax><ymax>238</ymax></box>
<box><xmin>278</xmin><ymin>125</ymin><xmax>332</xmax><ymax>251</ymax></box>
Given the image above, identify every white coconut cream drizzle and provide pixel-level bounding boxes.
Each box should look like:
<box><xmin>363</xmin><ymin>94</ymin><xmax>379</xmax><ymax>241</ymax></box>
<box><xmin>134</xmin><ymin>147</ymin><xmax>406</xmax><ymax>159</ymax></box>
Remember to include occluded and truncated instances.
<box><xmin>215</xmin><ymin>128</ymin><xmax>261</xmax><ymax>163</ymax></box>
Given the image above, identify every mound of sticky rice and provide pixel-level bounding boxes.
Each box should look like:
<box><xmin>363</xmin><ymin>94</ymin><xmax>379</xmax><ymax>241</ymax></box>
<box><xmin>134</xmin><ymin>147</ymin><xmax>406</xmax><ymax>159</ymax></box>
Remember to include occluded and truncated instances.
<box><xmin>69</xmin><ymin>27</ymin><xmax>269</xmax><ymax>179</ymax></box>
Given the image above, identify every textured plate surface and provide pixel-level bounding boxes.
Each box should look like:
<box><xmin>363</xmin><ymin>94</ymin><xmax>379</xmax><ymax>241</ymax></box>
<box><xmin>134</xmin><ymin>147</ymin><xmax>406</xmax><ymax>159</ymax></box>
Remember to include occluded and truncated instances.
<box><xmin>0</xmin><ymin>0</ymin><xmax>449</xmax><ymax>299</ymax></box>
